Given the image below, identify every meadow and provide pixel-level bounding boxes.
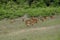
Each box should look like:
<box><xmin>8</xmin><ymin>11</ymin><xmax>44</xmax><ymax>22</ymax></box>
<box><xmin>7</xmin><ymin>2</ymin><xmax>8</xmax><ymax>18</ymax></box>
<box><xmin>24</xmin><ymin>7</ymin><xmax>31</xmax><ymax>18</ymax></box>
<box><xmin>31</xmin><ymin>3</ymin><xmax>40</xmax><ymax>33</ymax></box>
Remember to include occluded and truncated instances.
<box><xmin>0</xmin><ymin>15</ymin><xmax>60</xmax><ymax>40</ymax></box>
<box><xmin>0</xmin><ymin>0</ymin><xmax>60</xmax><ymax>40</ymax></box>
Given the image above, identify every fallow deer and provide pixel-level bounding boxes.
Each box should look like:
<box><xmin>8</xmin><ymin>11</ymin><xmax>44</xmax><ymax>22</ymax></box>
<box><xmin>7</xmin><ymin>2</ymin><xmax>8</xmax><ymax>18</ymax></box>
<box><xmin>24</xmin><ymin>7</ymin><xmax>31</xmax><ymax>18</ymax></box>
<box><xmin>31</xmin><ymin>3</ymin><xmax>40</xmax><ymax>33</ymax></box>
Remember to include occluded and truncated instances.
<box><xmin>25</xmin><ymin>17</ymin><xmax>38</xmax><ymax>26</ymax></box>
<box><xmin>25</xmin><ymin>19</ymin><xmax>31</xmax><ymax>26</ymax></box>
<box><xmin>31</xmin><ymin>17</ymin><xmax>38</xmax><ymax>23</ymax></box>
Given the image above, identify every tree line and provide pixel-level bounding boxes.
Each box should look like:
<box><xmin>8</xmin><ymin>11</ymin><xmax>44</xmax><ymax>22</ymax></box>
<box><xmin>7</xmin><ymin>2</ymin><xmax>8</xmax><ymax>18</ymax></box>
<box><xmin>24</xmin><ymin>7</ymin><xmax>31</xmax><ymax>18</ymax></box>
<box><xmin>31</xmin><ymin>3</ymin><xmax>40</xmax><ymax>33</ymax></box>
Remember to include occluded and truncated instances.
<box><xmin>0</xmin><ymin>0</ymin><xmax>60</xmax><ymax>7</ymax></box>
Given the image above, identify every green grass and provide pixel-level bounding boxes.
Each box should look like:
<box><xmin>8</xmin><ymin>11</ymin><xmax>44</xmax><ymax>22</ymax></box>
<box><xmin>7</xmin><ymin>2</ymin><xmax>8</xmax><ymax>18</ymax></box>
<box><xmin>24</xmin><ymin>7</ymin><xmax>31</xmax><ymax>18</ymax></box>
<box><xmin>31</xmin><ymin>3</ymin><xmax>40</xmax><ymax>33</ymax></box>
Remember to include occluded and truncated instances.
<box><xmin>0</xmin><ymin>25</ymin><xmax>60</xmax><ymax>40</ymax></box>
<box><xmin>0</xmin><ymin>16</ymin><xmax>60</xmax><ymax>40</ymax></box>
<box><xmin>0</xmin><ymin>15</ymin><xmax>60</xmax><ymax>34</ymax></box>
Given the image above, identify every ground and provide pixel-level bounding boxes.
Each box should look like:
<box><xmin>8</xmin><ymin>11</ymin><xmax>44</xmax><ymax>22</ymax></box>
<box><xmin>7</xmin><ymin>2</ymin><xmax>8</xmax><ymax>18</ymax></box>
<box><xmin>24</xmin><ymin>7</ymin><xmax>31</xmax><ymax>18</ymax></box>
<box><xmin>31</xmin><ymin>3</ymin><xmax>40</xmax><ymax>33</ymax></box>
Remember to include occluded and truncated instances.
<box><xmin>0</xmin><ymin>15</ymin><xmax>60</xmax><ymax>40</ymax></box>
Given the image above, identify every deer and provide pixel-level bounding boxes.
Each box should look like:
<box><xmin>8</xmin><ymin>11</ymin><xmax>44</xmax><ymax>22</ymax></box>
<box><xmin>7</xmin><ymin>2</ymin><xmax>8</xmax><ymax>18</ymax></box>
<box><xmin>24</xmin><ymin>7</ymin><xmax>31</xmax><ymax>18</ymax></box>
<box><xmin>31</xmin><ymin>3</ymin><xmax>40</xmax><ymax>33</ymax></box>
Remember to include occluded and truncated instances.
<box><xmin>25</xmin><ymin>19</ymin><xmax>31</xmax><ymax>26</ymax></box>
<box><xmin>31</xmin><ymin>17</ymin><xmax>38</xmax><ymax>23</ymax></box>
<box><xmin>25</xmin><ymin>17</ymin><xmax>38</xmax><ymax>26</ymax></box>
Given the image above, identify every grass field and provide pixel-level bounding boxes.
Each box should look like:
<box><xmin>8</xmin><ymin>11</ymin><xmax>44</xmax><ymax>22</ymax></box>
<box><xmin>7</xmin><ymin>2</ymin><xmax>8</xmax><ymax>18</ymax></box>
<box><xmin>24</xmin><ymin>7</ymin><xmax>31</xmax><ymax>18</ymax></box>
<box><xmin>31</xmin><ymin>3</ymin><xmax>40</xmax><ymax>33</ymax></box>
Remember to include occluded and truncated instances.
<box><xmin>0</xmin><ymin>15</ymin><xmax>60</xmax><ymax>40</ymax></box>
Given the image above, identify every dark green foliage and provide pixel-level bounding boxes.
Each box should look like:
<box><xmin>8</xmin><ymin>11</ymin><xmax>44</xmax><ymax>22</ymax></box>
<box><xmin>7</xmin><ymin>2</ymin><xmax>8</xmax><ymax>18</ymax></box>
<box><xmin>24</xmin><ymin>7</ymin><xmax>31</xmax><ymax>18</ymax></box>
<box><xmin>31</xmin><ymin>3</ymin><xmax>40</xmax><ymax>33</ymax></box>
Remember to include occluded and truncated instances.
<box><xmin>0</xmin><ymin>0</ymin><xmax>60</xmax><ymax>7</ymax></box>
<box><xmin>0</xmin><ymin>5</ymin><xmax>60</xmax><ymax>20</ymax></box>
<box><xmin>0</xmin><ymin>0</ymin><xmax>60</xmax><ymax>20</ymax></box>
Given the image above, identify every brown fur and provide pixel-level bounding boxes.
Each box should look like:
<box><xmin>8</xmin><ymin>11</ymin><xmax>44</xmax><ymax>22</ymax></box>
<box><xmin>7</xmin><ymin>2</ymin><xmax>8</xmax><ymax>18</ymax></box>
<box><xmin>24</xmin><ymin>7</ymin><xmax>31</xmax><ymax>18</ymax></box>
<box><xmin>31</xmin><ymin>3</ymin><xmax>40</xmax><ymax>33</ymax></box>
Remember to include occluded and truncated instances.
<box><xmin>25</xmin><ymin>19</ymin><xmax>31</xmax><ymax>26</ymax></box>
<box><xmin>25</xmin><ymin>17</ymin><xmax>38</xmax><ymax>26</ymax></box>
<box><xmin>31</xmin><ymin>17</ymin><xmax>38</xmax><ymax>23</ymax></box>
<box><xmin>50</xmin><ymin>16</ymin><xmax>55</xmax><ymax>19</ymax></box>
